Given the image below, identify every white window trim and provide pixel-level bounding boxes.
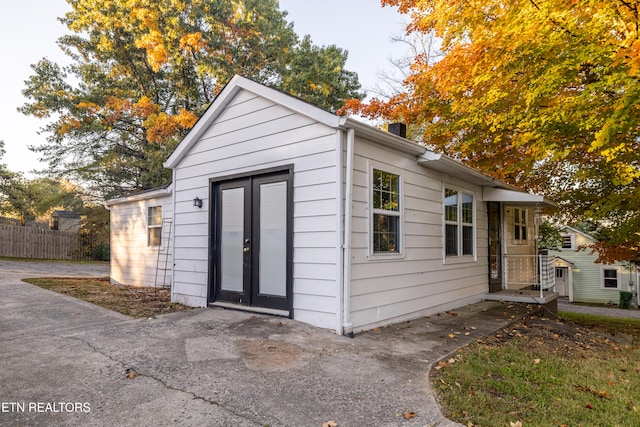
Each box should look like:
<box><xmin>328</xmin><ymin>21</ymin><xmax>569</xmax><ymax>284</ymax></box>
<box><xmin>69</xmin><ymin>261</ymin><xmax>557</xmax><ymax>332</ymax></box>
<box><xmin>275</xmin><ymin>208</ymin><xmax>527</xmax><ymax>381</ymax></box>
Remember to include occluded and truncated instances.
<box><xmin>368</xmin><ymin>161</ymin><xmax>404</xmax><ymax>260</ymax></box>
<box><xmin>442</xmin><ymin>184</ymin><xmax>477</xmax><ymax>264</ymax></box>
<box><xmin>513</xmin><ymin>207</ymin><xmax>528</xmax><ymax>245</ymax></box>
<box><xmin>601</xmin><ymin>265</ymin><xmax>622</xmax><ymax>290</ymax></box>
<box><xmin>147</xmin><ymin>205</ymin><xmax>162</xmax><ymax>248</ymax></box>
<box><xmin>560</xmin><ymin>233</ymin><xmax>575</xmax><ymax>250</ymax></box>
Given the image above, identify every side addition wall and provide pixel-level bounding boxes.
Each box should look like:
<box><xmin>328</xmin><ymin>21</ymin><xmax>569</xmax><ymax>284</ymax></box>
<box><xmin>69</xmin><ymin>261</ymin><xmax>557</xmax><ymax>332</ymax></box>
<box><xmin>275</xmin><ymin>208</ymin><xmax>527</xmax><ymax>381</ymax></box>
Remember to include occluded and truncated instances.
<box><xmin>109</xmin><ymin>194</ymin><xmax>173</xmax><ymax>288</ymax></box>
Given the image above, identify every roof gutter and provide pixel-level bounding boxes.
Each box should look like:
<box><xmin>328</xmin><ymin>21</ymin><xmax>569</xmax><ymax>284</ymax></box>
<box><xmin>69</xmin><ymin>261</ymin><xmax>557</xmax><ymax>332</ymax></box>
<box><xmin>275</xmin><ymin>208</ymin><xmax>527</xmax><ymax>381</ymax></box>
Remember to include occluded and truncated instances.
<box><xmin>103</xmin><ymin>185</ymin><xmax>173</xmax><ymax>209</ymax></box>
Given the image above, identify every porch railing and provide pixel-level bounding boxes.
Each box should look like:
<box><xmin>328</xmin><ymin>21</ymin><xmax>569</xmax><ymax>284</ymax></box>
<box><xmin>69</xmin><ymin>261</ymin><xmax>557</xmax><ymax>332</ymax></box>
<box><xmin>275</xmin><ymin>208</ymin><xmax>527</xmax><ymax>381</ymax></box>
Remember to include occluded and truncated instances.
<box><xmin>503</xmin><ymin>253</ymin><xmax>555</xmax><ymax>297</ymax></box>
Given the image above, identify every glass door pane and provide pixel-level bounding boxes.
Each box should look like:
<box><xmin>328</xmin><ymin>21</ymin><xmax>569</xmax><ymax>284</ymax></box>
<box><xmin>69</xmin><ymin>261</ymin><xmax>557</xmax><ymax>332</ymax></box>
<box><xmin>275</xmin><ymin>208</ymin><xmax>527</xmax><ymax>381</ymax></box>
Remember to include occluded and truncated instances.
<box><xmin>220</xmin><ymin>187</ymin><xmax>244</xmax><ymax>292</ymax></box>
<box><xmin>258</xmin><ymin>181</ymin><xmax>287</xmax><ymax>297</ymax></box>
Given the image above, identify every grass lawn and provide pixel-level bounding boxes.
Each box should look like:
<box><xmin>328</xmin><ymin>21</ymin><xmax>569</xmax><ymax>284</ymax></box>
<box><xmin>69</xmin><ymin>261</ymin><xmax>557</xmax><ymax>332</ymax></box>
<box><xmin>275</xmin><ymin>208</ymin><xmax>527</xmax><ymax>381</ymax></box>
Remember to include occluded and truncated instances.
<box><xmin>431</xmin><ymin>312</ymin><xmax>640</xmax><ymax>427</ymax></box>
<box><xmin>23</xmin><ymin>277</ymin><xmax>193</xmax><ymax>318</ymax></box>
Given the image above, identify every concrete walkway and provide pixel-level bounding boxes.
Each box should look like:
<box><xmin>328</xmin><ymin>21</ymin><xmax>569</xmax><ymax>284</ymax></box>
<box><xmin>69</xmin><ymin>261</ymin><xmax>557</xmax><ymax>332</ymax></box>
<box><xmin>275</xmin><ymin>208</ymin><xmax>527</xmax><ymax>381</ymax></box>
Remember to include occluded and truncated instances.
<box><xmin>0</xmin><ymin>260</ymin><xmax>546</xmax><ymax>426</ymax></box>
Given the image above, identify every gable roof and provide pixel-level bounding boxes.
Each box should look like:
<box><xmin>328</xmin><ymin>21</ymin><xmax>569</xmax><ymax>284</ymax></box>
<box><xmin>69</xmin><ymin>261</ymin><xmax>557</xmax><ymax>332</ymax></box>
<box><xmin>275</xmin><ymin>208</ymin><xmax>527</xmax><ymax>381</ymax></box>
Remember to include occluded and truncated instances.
<box><xmin>52</xmin><ymin>210</ymin><xmax>80</xmax><ymax>219</ymax></box>
<box><xmin>164</xmin><ymin>75</ymin><xmax>426</xmax><ymax>169</ymax></box>
<box><xmin>104</xmin><ymin>183</ymin><xmax>173</xmax><ymax>208</ymax></box>
<box><xmin>553</xmin><ymin>256</ymin><xmax>575</xmax><ymax>267</ymax></box>
<box><xmin>162</xmin><ymin>75</ymin><xmax>553</xmax><ymax>206</ymax></box>
<box><xmin>559</xmin><ymin>225</ymin><xmax>597</xmax><ymax>241</ymax></box>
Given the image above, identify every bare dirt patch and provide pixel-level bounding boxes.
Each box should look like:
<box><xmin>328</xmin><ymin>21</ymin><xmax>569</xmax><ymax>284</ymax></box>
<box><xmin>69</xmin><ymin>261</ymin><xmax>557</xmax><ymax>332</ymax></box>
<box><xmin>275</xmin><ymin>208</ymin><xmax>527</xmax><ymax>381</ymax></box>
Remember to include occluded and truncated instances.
<box><xmin>23</xmin><ymin>277</ymin><xmax>193</xmax><ymax>318</ymax></box>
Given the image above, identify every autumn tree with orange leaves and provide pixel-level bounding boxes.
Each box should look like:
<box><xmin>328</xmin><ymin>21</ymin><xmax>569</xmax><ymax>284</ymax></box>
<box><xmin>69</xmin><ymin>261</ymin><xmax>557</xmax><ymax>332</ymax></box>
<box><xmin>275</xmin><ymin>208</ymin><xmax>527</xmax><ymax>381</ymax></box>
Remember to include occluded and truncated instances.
<box><xmin>21</xmin><ymin>0</ymin><xmax>362</xmax><ymax>198</ymax></box>
<box><xmin>342</xmin><ymin>0</ymin><xmax>640</xmax><ymax>262</ymax></box>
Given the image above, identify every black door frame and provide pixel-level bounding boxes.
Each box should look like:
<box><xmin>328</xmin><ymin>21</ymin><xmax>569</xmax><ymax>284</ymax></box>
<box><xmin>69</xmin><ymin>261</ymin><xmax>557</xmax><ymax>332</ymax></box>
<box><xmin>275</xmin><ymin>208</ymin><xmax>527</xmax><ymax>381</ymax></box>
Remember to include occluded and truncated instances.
<box><xmin>488</xmin><ymin>201</ymin><xmax>502</xmax><ymax>293</ymax></box>
<box><xmin>209</xmin><ymin>165</ymin><xmax>293</xmax><ymax>316</ymax></box>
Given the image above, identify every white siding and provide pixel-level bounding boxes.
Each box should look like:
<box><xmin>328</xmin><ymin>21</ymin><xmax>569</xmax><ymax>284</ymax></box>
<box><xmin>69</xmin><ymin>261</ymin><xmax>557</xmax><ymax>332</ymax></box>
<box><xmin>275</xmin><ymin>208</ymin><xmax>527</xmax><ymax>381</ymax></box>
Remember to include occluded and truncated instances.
<box><xmin>171</xmin><ymin>89</ymin><xmax>339</xmax><ymax>327</ymax></box>
<box><xmin>348</xmin><ymin>137</ymin><xmax>487</xmax><ymax>332</ymax></box>
<box><xmin>109</xmin><ymin>194</ymin><xmax>173</xmax><ymax>288</ymax></box>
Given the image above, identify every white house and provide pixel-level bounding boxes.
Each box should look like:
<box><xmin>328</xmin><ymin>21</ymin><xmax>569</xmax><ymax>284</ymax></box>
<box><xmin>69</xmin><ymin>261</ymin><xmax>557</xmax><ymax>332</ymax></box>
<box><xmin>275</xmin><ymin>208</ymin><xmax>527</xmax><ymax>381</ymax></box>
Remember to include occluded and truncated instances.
<box><xmin>107</xmin><ymin>75</ymin><xmax>555</xmax><ymax>335</ymax></box>
<box><xmin>550</xmin><ymin>225</ymin><xmax>635</xmax><ymax>304</ymax></box>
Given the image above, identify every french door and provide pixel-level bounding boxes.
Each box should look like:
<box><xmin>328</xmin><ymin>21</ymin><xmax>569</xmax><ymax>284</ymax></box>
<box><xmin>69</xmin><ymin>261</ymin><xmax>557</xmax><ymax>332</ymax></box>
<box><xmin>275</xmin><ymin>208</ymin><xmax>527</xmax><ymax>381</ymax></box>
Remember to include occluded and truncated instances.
<box><xmin>211</xmin><ymin>170</ymin><xmax>291</xmax><ymax>312</ymax></box>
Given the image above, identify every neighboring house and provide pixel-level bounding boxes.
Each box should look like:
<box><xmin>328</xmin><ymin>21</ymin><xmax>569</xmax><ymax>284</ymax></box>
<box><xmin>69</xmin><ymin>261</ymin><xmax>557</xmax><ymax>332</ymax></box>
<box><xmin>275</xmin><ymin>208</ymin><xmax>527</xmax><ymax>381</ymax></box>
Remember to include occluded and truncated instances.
<box><xmin>107</xmin><ymin>75</ymin><xmax>555</xmax><ymax>334</ymax></box>
<box><xmin>50</xmin><ymin>210</ymin><xmax>81</xmax><ymax>233</ymax></box>
<box><xmin>105</xmin><ymin>185</ymin><xmax>173</xmax><ymax>288</ymax></box>
<box><xmin>550</xmin><ymin>225</ymin><xmax>634</xmax><ymax>304</ymax></box>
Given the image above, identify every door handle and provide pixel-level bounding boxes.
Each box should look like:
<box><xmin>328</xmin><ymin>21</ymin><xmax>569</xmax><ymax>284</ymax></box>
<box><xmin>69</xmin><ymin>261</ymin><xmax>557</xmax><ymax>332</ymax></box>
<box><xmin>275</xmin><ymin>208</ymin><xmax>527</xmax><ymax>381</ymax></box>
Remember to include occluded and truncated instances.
<box><xmin>243</xmin><ymin>247</ymin><xmax>249</xmax><ymax>253</ymax></box>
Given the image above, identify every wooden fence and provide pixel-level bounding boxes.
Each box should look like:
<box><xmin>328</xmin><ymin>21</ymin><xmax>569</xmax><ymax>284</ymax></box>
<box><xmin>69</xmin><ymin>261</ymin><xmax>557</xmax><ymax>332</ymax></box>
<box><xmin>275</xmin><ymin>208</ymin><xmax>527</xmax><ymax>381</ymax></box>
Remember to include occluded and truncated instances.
<box><xmin>0</xmin><ymin>222</ymin><xmax>84</xmax><ymax>260</ymax></box>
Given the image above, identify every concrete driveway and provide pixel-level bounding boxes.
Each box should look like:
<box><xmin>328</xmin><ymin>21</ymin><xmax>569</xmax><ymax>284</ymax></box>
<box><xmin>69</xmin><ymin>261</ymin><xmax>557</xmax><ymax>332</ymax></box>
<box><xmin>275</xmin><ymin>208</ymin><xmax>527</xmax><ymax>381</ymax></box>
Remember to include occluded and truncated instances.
<box><xmin>0</xmin><ymin>260</ymin><xmax>547</xmax><ymax>427</ymax></box>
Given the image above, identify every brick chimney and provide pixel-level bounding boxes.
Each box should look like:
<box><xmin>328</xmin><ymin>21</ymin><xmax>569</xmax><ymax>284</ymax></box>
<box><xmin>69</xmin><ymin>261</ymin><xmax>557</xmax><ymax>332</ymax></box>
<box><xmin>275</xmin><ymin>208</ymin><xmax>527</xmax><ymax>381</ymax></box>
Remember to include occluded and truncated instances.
<box><xmin>388</xmin><ymin>123</ymin><xmax>406</xmax><ymax>138</ymax></box>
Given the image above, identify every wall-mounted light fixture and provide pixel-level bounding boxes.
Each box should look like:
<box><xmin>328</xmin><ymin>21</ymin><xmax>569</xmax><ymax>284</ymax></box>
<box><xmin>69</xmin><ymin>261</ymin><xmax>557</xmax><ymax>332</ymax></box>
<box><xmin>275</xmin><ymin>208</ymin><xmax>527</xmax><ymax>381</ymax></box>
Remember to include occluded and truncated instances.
<box><xmin>193</xmin><ymin>197</ymin><xmax>203</xmax><ymax>208</ymax></box>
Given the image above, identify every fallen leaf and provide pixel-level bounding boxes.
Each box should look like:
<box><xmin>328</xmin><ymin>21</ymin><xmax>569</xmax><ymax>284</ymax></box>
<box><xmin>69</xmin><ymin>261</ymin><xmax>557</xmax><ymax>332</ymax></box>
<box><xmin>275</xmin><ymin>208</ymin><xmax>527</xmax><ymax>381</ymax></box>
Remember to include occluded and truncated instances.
<box><xmin>586</xmin><ymin>403</ymin><xmax>594</xmax><ymax>409</ymax></box>
<box><xmin>322</xmin><ymin>421</ymin><xmax>337</xmax><ymax>427</ymax></box>
<box><xmin>125</xmin><ymin>372</ymin><xmax>136</xmax><ymax>379</ymax></box>
<box><xmin>510</xmin><ymin>421</ymin><xmax>522</xmax><ymax>427</ymax></box>
<box><xmin>534</xmin><ymin>358</ymin><xmax>541</xmax><ymax>364</ymax></box>
<box><xmin>448</xmin><ymin>333</ymin><xmax>455</xmax><ymax>339</ymax></box>
<box><xmin>402</xmin><ymin>411</ymin><xmax>416</xmax><ymax>420</ymax></box>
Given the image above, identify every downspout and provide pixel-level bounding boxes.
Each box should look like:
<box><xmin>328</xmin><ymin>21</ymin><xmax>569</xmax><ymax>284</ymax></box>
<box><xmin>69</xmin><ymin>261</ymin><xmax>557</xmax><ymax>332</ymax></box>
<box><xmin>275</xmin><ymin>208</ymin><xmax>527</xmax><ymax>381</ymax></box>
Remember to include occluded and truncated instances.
<box><xmin>336</xmin><ymin>130</ymin><xmax>344</xmax><ymax>335</ymax></box>
<box><xmin>342</xmin><ymin>128</ymin><xmax>355</xmax><ymax>337</ymax></box>
<box><xmin>170</xmin><ymin>168</ymin><xmax>177</xmax><ymax>300</ymax></box>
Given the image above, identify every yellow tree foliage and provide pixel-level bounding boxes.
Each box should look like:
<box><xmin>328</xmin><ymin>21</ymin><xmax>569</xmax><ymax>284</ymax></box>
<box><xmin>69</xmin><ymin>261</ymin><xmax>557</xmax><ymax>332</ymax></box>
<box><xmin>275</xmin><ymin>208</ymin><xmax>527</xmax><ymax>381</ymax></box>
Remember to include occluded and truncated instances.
<box><xmin>343</xmin><ymin>0</ymin><xmax>640</xmax><ymax>261</ymax></box>
<box><xmin>21</xmin><ymin>0</ymin><xmax>362</xmax><ymax>197</ymax></box>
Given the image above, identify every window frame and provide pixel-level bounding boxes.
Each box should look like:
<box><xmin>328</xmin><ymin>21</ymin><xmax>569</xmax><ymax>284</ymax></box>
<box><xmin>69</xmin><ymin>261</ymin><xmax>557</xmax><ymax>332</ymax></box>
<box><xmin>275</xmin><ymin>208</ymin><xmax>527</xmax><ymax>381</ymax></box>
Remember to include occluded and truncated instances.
<box><xmin>443</xmin><ymin>185</ymin><xmax>476</xmax><ymax>262</ymax></box>
<box><xmin>601</xmin><ymin>266</ymin><xmax>621</xmax><ymax>290</ymax></box>
<box><xmin>513</xmin><ymin>207</ymin><xmax>528</xmax><ymax>244</ymax></box>
<box><xmin>561</xmin><ymin>234</ymin><xmax>574</xmax><ymax>250</ymax></box>
<box><xmin>147</xmin><ymin>205</ymin><xmax>163</xmax><ymax>248</ymax></box>
<box><xmin>368</xmin><ymin>163</ymin><xmax>404</xmax><ymax>259</ymax></box>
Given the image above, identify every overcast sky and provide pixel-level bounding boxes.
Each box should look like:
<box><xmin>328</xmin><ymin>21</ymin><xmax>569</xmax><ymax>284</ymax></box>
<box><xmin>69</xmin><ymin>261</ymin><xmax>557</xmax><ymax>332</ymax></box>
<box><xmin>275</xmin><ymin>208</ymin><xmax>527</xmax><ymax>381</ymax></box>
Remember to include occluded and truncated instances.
<box><xmin>0</xmin><ymin>0</ymin><xmax>409</xmax><ymax>176</ymax></box>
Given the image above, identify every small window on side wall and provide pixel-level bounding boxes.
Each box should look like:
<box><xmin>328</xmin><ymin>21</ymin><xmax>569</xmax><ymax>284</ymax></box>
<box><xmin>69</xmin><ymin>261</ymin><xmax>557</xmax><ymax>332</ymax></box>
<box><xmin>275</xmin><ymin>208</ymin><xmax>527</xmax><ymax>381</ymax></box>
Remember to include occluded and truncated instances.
<box><xmin>602</xmin><ymin>267</ymin><xmax>620</xmax><ymax>289</ymax></box>
<box><xmin>148</xmin><ymin>206</ymin><xmax>162</xmax><ymax>247</ymax></box>
<box><xmin>372</xmin><ymin>168</ymin><xmax>401</xmax><ymax>254</ymax></box>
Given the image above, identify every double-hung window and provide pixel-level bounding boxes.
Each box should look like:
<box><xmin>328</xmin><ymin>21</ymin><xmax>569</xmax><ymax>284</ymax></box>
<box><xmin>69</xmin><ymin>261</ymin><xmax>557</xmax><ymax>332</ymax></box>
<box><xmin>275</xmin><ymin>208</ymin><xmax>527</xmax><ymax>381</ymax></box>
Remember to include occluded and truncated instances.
<box><xmin>602</xmin><ymin>267</ymin><xmax>620</xmax><ymax>289</ymax></box>
<box><xmin>148</xmin><ymin>206</ymin><xmax>162</xmax><ymax>247</ymax></box>
<box><xmin>372</xmin><ymin>168</ymin><xmax>401</xmax><ymax>254</ymax></box>
<box><xmin>444</xmin><ymin>188</ymin><xmax>474</xmax><ymax>257</ymax></box>
<box><xmin>514</xmin><ymin>208</ymin><xmax>527</xmax><ymax>243</ymax></box>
